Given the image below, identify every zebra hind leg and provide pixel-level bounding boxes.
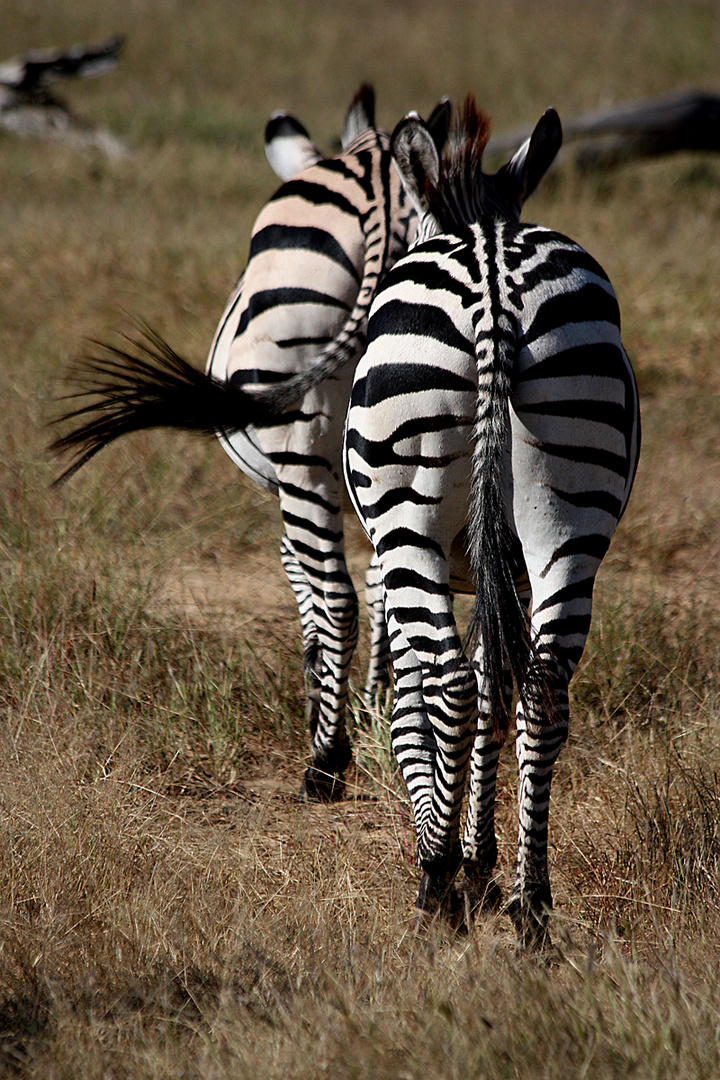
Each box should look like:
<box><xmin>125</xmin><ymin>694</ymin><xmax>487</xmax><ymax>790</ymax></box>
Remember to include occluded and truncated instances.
<box><xmin>386</xmin><ymin>614</ymin><xmax>472</xmax><ymax>932</ymax></box>
<box><xmin>362</xmin><ymin>551</ymin><xmax>392</xmax><ymax>720</ymax></box>
<box><xmin>458</xmin><ymin>708</ymin><xmax>511</xmax><ymax>920</ymax></box>
<box><xmin>414</xmin><ymin>855</ymin><xmax>466</xmax><ymax>933</ymax></box>
<box><xmin>411</xmin><ymin>656</ymin><xmax>477</xmax><ymax>929</ymax></box>
<box><xmin>507</xmin><ymin>650</ymin><xmax>570</xmax><ymax>950</ymax></box>
<box><xmin>299</xmin><ymin>570</ymin><xmax>358</xmax><ymax>803</ymax></box>
<box><xmin>281</xmin><ymin>535</ymin><xmax>322</xmax><ymax>737</ymax></box>
<box><xmin>302</xmin><ymin>636</ymin><xmax>322</xmax><ymax>737</ymax></box>
<box><xmin>281</xmin><ymin>534</ymin><xmax>352</xmax><ymax>802</ymax></box>
<box><xmin>458</xmin><ymin>622</ymin><xmax>523</xmax><ymax>921</ymax></box>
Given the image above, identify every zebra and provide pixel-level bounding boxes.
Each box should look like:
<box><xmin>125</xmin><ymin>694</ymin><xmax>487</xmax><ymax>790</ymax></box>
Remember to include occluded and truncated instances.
<box><xmin>50</xmin><ymin>86</ymin><xmax>451</xmax><ymax>801</ymax></box>
<box><xmin>343</xmin><ymin>97</ymin><xmax>641</xmax><ymax>946</ymax></box>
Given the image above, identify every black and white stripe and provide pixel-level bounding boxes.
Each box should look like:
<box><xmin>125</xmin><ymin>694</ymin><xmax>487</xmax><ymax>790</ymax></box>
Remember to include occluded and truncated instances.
<box><xmin>50</xmin><ymin>86</ymin><xmax>451</xmax><ymax>801</ymax></box>
<box><xmin>344</xmin><ymin>99</ymin><xmax>640</xmax><ymax>943</ymax></box>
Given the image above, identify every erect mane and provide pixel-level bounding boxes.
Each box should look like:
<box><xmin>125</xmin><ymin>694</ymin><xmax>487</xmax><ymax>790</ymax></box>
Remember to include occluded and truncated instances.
<box><xmin>425</xmin><ymin>95</ymin><xmax>492</xmax><ymax>232</ymax></box>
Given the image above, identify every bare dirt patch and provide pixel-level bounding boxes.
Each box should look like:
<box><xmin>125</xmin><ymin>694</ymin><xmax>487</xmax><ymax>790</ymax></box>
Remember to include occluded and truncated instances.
<box><xmin>152</xmin><ymin>527</ymin><xmax>376</xmax><ymax>633</ymax></box>
<box><xmin>154</xmin><ymin>547</ymin><xmax>297</xmax><ymax>634</ymax></box>
<box><xmin>147</xmin><ymin>527</ymin><xmax>390</xmax><ymax>803</ymax></box>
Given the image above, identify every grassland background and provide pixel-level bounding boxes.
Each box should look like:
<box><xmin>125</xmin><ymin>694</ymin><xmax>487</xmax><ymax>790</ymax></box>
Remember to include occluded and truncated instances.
<box><xmin>1</xmin><ymin>0</ymin><xmax>720</xmax><ymax>1076</ymax></box>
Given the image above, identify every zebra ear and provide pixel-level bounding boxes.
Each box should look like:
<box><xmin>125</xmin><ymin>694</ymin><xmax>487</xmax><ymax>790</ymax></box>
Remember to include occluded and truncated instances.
<box><xmin>391</xmin><ymin>113</ymin><xmax>441</xmax><ymax>215</ymax></box>
<box><xmin>265</xmin><ymin>112</ymin><xmax>323</xmax><ymax>181</ymax></box>
<box><xmin>426</xmin><ymin>97</ymin><xmax>452</xmax><ymax>153</ymax></box>
<box><xmin>497</xmin><ymin>107</ymin><xmax>563</xmax><ymax>207</ymax></box>
<box><xmin>341</xmin><ymin>83</ymin><xmax>376</xmax><ymax>149</ymax></box>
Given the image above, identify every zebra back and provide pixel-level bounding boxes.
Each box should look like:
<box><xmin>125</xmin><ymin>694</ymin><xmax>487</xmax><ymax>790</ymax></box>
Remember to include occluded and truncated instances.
<box><xmin>387</xmin><ymin>97</ymin><xmax>564</xmax><ymax>726</ymax></box>
<box><xmin>214</xmin><ymin>92</ymin><xmax>452</xmax><ymax>418</ymax></box>
<box><xmin>241</xmin><ymin>125</ymin><xmax>412</xmax><ymax>412</ymax></box>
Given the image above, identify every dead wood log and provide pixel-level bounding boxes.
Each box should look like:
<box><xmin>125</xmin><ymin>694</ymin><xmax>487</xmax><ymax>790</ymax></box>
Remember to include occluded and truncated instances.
<box><xmin>0</xmin><ymin>35</ymin><xmax>126</xmax><ymax>157</ymax></box>
<box><xmin>487</xmin><ymin>90</ymin><xmax>720</xmax><ymax>170</ymax></box>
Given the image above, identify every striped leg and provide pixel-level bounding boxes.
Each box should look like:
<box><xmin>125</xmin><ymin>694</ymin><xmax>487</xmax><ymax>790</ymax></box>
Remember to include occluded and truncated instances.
<box><xmin>461</xmin><ymin>577</ymin><xmax>530</xmax><ymax>914</ymax></box>
<box><xmin>510</xmin><ymin>702</ymin><xmax>568</xmax><ymax>949</ymax></box>
<box><xmin>506</xmin><ymin>564</ymin><xmax>592</xmax><ymax>947</ymax></box>
<box><xmin>387</xmin><ymin>612</ymin><xmax>434</xmax><ymax>835</ymax></box>
<box><xmin>383</xmin><ymin>567</ymin><xmax>477</xmax><ymax>921</ymax></box>
<box><xmin>309</xmin><ymin>553</ymin><xmax>358</xmax><ymax>773</ymax></box>
<box><xmin>279</xmin><ymin>487</ymin><xmax>359</xmax><ymax>800</ymax></box>
<box><xmin>459</xmin><ymin>645</ymin><xmax>513</xmax><ymax>914</ymax></box>
<box><xmin>363</xmin><ymin>551</ymin><xmax>391</xmax><ymax>711</ymax></box>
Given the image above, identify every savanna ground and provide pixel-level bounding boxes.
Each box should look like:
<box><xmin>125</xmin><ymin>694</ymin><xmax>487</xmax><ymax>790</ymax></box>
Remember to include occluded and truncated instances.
<box><xmin>1</xmin><ymin>0</ymin><xmax>720</xmax><ymax>1075</ymax></box>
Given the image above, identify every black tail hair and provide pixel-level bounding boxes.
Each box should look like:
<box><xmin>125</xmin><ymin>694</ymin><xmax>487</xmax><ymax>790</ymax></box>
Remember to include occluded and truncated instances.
<box><xmin>466</xmin><ymin>307</ymin><xmax>558</xmax><ymax>735</ymax></box>
<box><xmin>49</xmin><ymin>326</ymin><xmax>281</xmax><ymax>487</ymax></box>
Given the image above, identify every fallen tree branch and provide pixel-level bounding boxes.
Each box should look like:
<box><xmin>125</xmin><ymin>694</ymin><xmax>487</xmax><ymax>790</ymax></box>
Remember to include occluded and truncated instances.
<box><xmin>0</xmin><ymin>35</ymin><xmax>126</xmax><ymax>157</ymax></box>
<box><xmin>487</xmin><ymin>90</ymin><xmax>720</xmax><ymax>170</ymax></box>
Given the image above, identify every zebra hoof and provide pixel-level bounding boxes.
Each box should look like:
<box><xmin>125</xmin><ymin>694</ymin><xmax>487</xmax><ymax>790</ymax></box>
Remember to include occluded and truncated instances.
<box><xmin>506</xmin><ymin>885</ymin><xmax>553</xmax><ymax>951</ymax></box>
<box><xmin>299</xmin><ymin>764</ymin><xmax>346</xmax><ymax>803</ymax></box>
<box><xmin>458</xmin><ymin>862</ymin><xmax>504</xmax><ymax>918</ymax></box>
<box><xmin>414</xmin><ymin>867</ymin><xmax>466</xmax><ymax>934</ymax></box>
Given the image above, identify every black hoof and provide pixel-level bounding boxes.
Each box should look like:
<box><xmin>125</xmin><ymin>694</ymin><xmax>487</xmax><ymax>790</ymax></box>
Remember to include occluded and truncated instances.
<box><xmin>299</xmin><ymin>764</ymin><xmax>346</xmax><ymax>803</ymax></box>
<box><xmin>457</xmin><ymin>861</ymin><xmax>504</xmax><ymax>919</ymax></box>
<box><xmin>414</xmin><ymin>861</ymin><xmax>465</xmax><ymax>934</ymax></box>
<box><xmin>506</xmin><ymin>885</ymin><xmax>553</xmax><ymax>951</ymax></box>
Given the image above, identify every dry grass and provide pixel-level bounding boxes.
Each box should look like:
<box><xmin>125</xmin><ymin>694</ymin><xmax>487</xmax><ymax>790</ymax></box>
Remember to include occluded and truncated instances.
<box><xmin>2</xmin><ymin>0</ymin><xmax>720</xmax><ymax>1074</ymax></box>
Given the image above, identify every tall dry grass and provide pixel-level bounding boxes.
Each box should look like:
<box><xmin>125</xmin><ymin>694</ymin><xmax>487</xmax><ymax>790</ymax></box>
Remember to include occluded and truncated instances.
<box><xmin>2</xmin><ymin>0</ymin><xmax>720</xmax><ymax>1074</ymax></box>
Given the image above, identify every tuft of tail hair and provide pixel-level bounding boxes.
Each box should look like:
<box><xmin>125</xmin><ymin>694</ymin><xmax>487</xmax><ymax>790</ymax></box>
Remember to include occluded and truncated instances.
<box><xmin>48</xmin><ymin>326</ymin><xmax>284</xmax><ymax>487</ymax></box>
<box><xmin>465</xmin><ymin>313</ymin><xmax>557</xmax><ymax>736</ymax></box>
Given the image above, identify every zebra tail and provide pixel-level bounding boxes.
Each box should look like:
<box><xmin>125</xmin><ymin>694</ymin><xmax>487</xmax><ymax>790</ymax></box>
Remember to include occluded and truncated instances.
<box><xmin>48</xmin><ymin>326</ymin><xmax>281</xmax><ymax>487</ymax></box>
<box><xmin>466</xmin><ymin>311</ymin><xmax>552</xmax><ymax>735</ymax></box>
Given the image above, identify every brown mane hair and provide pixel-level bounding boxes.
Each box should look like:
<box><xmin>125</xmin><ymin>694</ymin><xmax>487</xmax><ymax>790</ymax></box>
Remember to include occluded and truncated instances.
<box><xmin>425</xmin><ymin>95</ymin><xmax>493</xmax><ymax>233</ymax></box>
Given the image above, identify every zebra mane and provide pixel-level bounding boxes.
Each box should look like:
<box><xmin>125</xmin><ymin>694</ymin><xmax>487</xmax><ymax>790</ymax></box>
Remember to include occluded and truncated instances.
<box><xmin>425</xmin><ymin>95</ymin><xmax>493</xmax><ymax>231</ymax></box>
